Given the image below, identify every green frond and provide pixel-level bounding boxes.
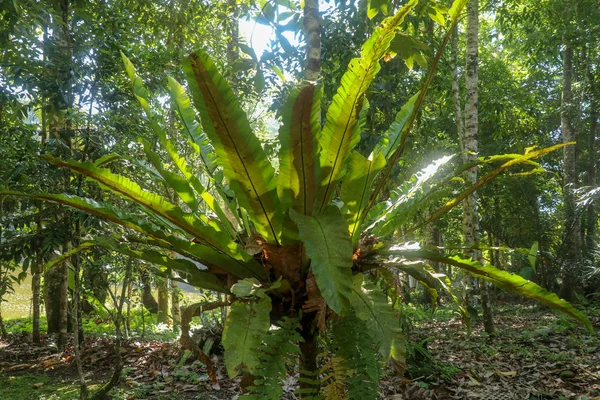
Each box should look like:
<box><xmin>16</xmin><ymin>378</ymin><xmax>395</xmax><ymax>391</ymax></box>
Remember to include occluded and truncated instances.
<box><xmin>290</xmin><ymin>206</ymin><xmax>354</xmax><ymax>315</ymax></box>
<box><xmin>339</xmin><ymin>151</ymin><xmax>385</xmax><ymax>246</ymax></box>
<box><xmin>330</xmin><ymin>315</ymin><xmax>382</xmax><ymax>400</ymax></box>
<box><xmin>184</xmin><ymin>49</ymin><xmax>281</xmax><ymax>243</ymax></box>
<box><xmin>396</xmin><ymin>248</ymin><xmax>593</xmax><ymax>332</ymax></box>
<box><xmin>316</xmin><ymin>0</ymin><xmax>418</xmax><ymax>211</ymax></box>
<box><xmin>370</xmin><ymin>92</ymin><xmax>419</xmax><ymax>160</ymax></box>
<box><xmin>241</xmin><ymin>317</ymin><xmax>303</xmax><ymax>400</ymax></box>
<box><xmin>278</xmin><ymin>84</ymin><xmax>322</xmax><ymax>218</ymax></box>
<box><xmin>320</xmin><ymin>356</ymin><xmax>349</xmax><ymax>400</ymax></box>
<box><xmin>350</xmin><ymin>274</ymin><xmax>405</xmax><ymax>372</ymax></box>
<box><xmin>167</xmin><ymin>75</ymin><xmax>217</xmax><ymax>174</ymax></box>
<box><xmin>222</xmin><ymin>297</ymin><xmax>272</xmax><ymax>378</ymax></box>
<box><xmin>41</xmin><ymin>156</ymin><xmax>234</xmax><ymax>255</ymax></box>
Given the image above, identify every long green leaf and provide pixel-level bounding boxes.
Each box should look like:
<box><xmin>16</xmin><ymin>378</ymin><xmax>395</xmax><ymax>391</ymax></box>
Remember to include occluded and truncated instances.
<box><xmin>290</xmin><ymin>206</ymin><xmax>353</xmax><ymax>315</ymax></box>
<box><xmin>184</xmin><ymin>49</ymin><xmax>280</xmax><ymax>243</ymax></box>
<box><xmin>1</xmin><ymin>191</ymin><xmax>265</xmax><ymax>279</ymax></box>
<box><xmin>41</xmin><ymin>157</ymin><xmax>237</xmax><ymax>254</ymax></box>
<box><xmin>141</xmin><ymin>139</ymin><xmax>199</xmax><ymax>211</ymax></box>
<box><xmin>416</xmin><ymin>143</ymin><xmax>573</xmax><ymax>232</ymax></box>
<box><xmin>340</xmin><ymin>151</ymin><xmax>385</xmax><ymax>247</ymax></box>
<box><xmin>371</xmin><ymin>92</ymin><xmax>420</xmax><ymax>160</ymax></box>
<box><xmin>350</xmin><ymin>274</ymin><xmax>405</xmax><ymax>368</ymax></box>
<box><xmin>395</xmin><ymin>249</ymin><xmax>593</xmax><ymax>332</ymax></box>
<box><xmin>122</xmin><ymin>54</ymin><xmax>236</xmax><ymax>238</ymax></box>
<box><xmin>277</xmin><ymin>83</ymin><xmax>321</xmax><ymax>217</ymax></box>
<box><xmin>167</xmin><ymin>75</ymin><xmax>217</xmax><ymax>174</ymax></box>
<box><xmin>316</xmin><ymin>0</ymin><xmax>418</xmax><ymax>211</ymax></box>
<box><xmin>367</xmin><ymin>0</ymin><xmax>468</xmax><ymax>210</ymax></box>
<box><xmin>223</xmin><ymin>297</ymin><xmax>272</xmax><ymax>378</ymax></box>
<box><xmin>367</xmin><ymin>155</ymin><xmax>454</xmax><ymax>237</ymax></box>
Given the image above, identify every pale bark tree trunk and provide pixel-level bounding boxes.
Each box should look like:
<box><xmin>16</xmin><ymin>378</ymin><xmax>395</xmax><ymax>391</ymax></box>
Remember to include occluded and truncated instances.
<box><xmin>72</xmin><ymin>230</ymin><xmax>88</xmax><ymax>399</ymax></box>
<box><xmin>303</xmin><ymin>0</ymin><xmax>321</xmax><ymax>82</ymax></box>
<box><xmin>559</xmin><ymin>41</ymin><xmax>581</xmax><ymax>302</ymax></box>
<box><xmin>32</xmin><ymin>217</ymin><xmax>43</xmax><ymax>343</ymax></box>
<box><xmin>171</xmin><ymin>278</ymin><xmax>181</xmax><ymax>331</ymax></box>
<box><xmin>462</xmin><ymin>0</ymin><xmax>494</xmax><ymax>334</ymax></box>
<box><xmin>585</xmin><ymin>57</ymin><xmax>597</xmax><ymax>257</ymax></box>
<box><xmin>157</xmin><ymin>278</ymin><xmax>170</xmax><ymax>325</ymax></box>
<box><xmin>58</xmin><ymin>235</ymin><xmax>70</xmax><ymax>351</ymax></box>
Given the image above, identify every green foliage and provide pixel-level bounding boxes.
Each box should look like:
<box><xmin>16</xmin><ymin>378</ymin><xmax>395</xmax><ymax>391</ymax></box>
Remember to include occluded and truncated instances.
<box><xmin>241</xmin><ymin>317</ymin><xmax>303</xmax><ymax>400</ymax></box>
<box><xmin>1</xmin><ymin>0</ymin><xmax>593</xmax><ymax>396</ymax></box>
<box><xmin>350</xmin><ymin>274</ymin><xmax>405</xmax><ymax>370</ymax></box>
<box><xmin>329</xmin><ymin>315</ymin><xmax>382</xmax><ymax>400</ymax></box>
<box><xmin>222</xmin><ymin>296</ymin><xmax>272</xmax><ymax>378</ymax></box>
<box><xmin>291</xmin><ymin>206</ymin><xmax>354</xmax><ymax>315</ymax></box>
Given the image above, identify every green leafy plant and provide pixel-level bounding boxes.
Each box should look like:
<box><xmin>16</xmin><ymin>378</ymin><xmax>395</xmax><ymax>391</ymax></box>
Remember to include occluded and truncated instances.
<box><xmin>2</xmin><ymin>0</ymin><xmax>592</xmax><ymax>398</ymax></box>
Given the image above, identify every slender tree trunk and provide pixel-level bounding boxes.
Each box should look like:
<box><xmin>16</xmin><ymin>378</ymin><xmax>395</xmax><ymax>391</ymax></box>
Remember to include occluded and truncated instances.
<box><xmin>303</xmin><ymin>0</ymin><xmax>321</xmax><ymax>81</ymax></box>
<box><xmin>586</xmin><ymin>58</ymin><xmax>597</xmax><ymax>257</ymax></box>
<box><xmin>171</xmin><ymin>278</ymin><xmax>181</xmax><ymax>331</ymax></box>
<box><xmin>450</xmin><ymin>8</ymin><xmax>463</xmax><ymax>143</ymax></box>
<box><xmin>140</xmin><ymin>270</ymin><xmax>158</xmax><ymax>313</ymax></box>
<box><xmin>559</xmin><ymin>41</ymin><xmax>581</xmax><ymax>302</ymax></box>
<box><xmin>0</xmin><ymin>310</ymin><xmax>7</xmax><ymax>339</ymax></box>
<box><xmin>91</xmin><ymin>259</ymin><xmax>132</xmax><ymax>400</ymax></box>
<box><xmin>32</xmin><ymin>219</ymin><xmax>43</xmax><ymax>343</ymax></box>
<box><xmin>298</xmin><ymin>315</ymin><xmax>319</xmax><ymax>398</ymax></box>
<box><xmin>157</xmin><ymin>278</ymin><xmax>170</xmax><ymax>325</ymax></box>
<box><xmin>424</xmin><ymin>216</ymin><xmax>440</xmax><ymax>306</ymax></box>
<box><xmin>72</xmin><ymin>234</ymin><xmax>88</xmax><ymax>399</ymax></box>
<box><xmin>463</xmin><ymin>0</ymin><xmax>494</xmax><ymax>334</ymax></box>
<box><xmin>58</xmin><ymin>235</ymin><xmax>70</xmax><ymax>351</ymax></box>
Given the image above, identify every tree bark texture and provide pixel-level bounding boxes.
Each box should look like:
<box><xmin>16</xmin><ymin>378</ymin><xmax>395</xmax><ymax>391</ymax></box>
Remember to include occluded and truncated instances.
<box><xmin>32</xmin><ymin>222</ymin><xmax>43</xmax><ymax>343</ymax></box>
<box><xmin>559</xmin><ymin>42</ymin><xmax>581</xmax><ymax>302</ymax></box>
<box><xmin>298</xmin><ymin>314</ymin><xmax>319</xmax><ymax>398</ymax></box>
<box><xmin>586</xmin><ymin>58</ymin><xmax>597</xmax><ymax>257</ymax></box>
<box><xmin>72</xmin><ymin>242</ymin><xmax>88</xmax><ymax>399</ymax></box>
<box><xmin>171</xmin><ymin>278</ymin><xmax>181</xmax><ymax>330</ymax></box>
<box><xmin>157</xmin><ymin>278</ymin><xmax>170</xmax><ymax>325</ymax></box>
<box><xmin>463</xmin><ymin>0</ymin><xmax>494</xmax><ymax>334</ymax></box>
<box><xmin>140</xmin><ymin>270</ymin><xmax>158</xmax><ymax>313</ymax></box>
<box><xmin>58</xmin><ymin>237</ymin><xmax>70</xmax><ymax>350</ymax></box>
<box><xmin>303</xmin><ymin>0</ymin><xmax>321</xmax><ymax>81</ymax></box>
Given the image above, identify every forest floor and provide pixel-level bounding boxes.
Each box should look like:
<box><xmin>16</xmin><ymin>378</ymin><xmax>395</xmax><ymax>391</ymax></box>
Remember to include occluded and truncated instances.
<box><xmin>0</xmin><ymin>303</ymin><xmax>599</xmax><ymax>400</ymax></box>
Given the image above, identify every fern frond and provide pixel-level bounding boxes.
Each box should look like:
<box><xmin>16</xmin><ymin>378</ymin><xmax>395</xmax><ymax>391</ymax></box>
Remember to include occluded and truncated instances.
<box><xmin>350</xmin><ymin>274</ymin><xmax>406</xmax><ymax>374</ymax></box>
<box><xmin>241</xmin><ymin>317</ymin><xmax>303</xmax><ymax>400</ymax></box>
<box><xmin>331</xmin><ymin>315</ymin><xmax>381</xmax><ymax>400</ymax></box>
<box><xmin>320</xmin><ymin>356</ymin><xmax>348</xmax><ymax>400</ymax></box>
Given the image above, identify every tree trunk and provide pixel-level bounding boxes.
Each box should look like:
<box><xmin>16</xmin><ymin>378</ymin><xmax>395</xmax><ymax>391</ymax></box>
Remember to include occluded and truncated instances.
<box><xmin>72</xmin><ymin>238</ymin><xmax>88</xmax><ymax>399</ymax></box>
<box><xmin>463</xmin><ymin>0</ymin><xmax>494</xmax><ymax>334</ymax></box>
<box><xmin>586</xmin><ymin>57</ymin><xmax>597</xmax><ymax>257</ymax></box>
<box><xmin>298</xmin><ymin>314</ymin><xmax>319</xmax><ymax>398</ymax></box>
<box><xmin>171</xmin><ymin>278</ymin><xmax>181</xmax><ymax>331</ymax></box>
<box><xmin>58</xmin><ymin>237</ymin><xmax>70</xmax><ymax>351</ymax></box>
<box><xmin>303</xmin><ymin>0</ymin><xmax>321</xmax><ymax>81</ymax></box>
<box><xmin>0</xmin><ymin>312</ymin><xmax>7</xmax><ymax>339</ymax></box>
<box><xmin>157</xmin><ymin>278</ymin><xmax>170</xmax><ymax>325</ymax></box>
<box><xmin>32</xmin><ymin>226</ymin><xmax>42</xmax><ymax>343</ymax></box>
<box><xmin>140</xmin><ymin>270</ymin><xmax>158</xmax><ymax>313</ymax></box>
<box><xmin>91</xmin><ymin>259</ymin><xmax>132</xmax><ymax>400</ymax></box>
<box><xmin>44</xmin><ymin>262</ymin><xmax>62</xmax><ymax>334</ymax></box>
<box><xmin>559</xmin><ymin>41</ymin><xmax>581</xmax><ymax>302</ymax></box>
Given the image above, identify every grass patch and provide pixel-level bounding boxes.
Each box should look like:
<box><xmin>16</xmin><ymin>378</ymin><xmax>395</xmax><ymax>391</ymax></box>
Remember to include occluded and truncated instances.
<box><xmin>0</xmin><ymin>373</ymin><xmax>101</xmax><ymax>400</ymax></box>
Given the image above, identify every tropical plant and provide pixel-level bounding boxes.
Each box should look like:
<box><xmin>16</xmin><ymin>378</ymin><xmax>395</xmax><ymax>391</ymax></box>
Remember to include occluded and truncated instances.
<box><xmin>2</xmin><ymin>0</ymin><xmax>592</xmax><ymax>398</ymax></box>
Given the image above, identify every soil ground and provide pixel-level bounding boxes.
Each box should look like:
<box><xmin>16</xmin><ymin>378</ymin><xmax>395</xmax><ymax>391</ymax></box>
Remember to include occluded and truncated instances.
<box><xmin>0</xmin><ymin>303</ymin><xmax>599</xmax><ymax>400</ymax></box>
